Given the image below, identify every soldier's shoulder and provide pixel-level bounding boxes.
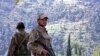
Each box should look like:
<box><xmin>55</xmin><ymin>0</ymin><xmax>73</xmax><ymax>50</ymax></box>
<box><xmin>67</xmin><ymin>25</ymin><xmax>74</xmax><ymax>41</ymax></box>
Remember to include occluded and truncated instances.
<box><xmin>24</xmin><ymin>31</ymin><xmax>29</xmax><ymax>36</ymax></box>
<box><xmin>25</xmin><ymin>31</ymin><xmax>29</xmax><ymax>34</ymax></box>
<box><xmin>12</xmin><ymin>32</ymin><xmax>18</xmax><ymax>39</ymax></box>
<box><xmin>31</xmin><ymin>28</ymin><xmax>38</xmax><ymax>33</ymax></box>
<box><xmin>30</xmin><ymin>28</ymin><xmax>39</xmax><ymax>36</ymax></box>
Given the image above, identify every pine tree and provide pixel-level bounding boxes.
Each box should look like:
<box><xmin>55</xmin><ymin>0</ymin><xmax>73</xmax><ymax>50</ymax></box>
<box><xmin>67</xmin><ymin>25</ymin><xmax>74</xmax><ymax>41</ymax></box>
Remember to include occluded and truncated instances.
<box><xmin>67</xmin><ymin>34</ymin><xmax>71</xmax><ymax>56</ymax></box>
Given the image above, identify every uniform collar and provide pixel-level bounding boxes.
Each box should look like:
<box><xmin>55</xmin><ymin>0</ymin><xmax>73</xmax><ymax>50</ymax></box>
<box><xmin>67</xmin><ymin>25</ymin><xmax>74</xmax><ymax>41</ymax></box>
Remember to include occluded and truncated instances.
<box><xmin>36</xmin><ymin>25</ymin><xmax>47</xmax><ymax>32</ymax></box>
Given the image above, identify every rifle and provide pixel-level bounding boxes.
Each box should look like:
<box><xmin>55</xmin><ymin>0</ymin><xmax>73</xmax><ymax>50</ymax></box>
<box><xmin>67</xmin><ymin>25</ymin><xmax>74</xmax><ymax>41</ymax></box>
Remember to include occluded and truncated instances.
<box><xmin>35</xmin><ymin>41</ymin><xmax>55</xmax><ymax>56</ymax></box>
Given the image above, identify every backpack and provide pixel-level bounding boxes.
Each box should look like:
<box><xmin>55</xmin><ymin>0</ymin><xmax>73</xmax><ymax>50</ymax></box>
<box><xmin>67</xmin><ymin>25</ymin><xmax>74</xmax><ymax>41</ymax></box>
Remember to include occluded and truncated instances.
<box><xmin>14</xmin><ymin>32</ymin><xmax>31</xmax><ymax>56</ymax></box>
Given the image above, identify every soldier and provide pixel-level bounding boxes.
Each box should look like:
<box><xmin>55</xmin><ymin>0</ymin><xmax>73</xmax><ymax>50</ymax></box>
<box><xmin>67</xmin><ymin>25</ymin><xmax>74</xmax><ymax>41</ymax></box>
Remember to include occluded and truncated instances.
<box><xmin>27</xmin><ymin>14</ymin><xmax>55</xmax><ymax>56</ymax></box>
<box><xmin>7</xmin><ymin>22</ymin><xmax>30</xmax><ymax>56</ymax></box>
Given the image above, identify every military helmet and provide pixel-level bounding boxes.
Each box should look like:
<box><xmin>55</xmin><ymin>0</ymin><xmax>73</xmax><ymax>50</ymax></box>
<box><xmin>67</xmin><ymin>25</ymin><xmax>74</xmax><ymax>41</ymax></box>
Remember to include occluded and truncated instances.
<box><xmin>16</xmin><ymin>22</ymin><xmax>25</xmax><ymax>29</ymax></box>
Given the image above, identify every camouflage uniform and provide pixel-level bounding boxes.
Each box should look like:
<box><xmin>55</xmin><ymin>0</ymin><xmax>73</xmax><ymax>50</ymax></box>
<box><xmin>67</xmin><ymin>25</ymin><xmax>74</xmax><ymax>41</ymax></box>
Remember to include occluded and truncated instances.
<box><xmin>7</xmin><ymin>30</ymin><xmax>30</xmax><ymax>56</ymax></box>
<box><xmin>27</xmin><ymin>26</ymin><xmax>55</xmax><ymax>56</ymax></box>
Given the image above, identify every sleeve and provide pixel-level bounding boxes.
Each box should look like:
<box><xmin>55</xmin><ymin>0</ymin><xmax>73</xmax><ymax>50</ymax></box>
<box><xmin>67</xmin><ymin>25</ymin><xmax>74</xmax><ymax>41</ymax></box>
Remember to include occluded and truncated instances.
<box><xmin>27</xmin><ymin>30</ymin><xmax>43</xmax><ymax>54</ymax></box>
<box><xmin>7</xmin><ymin>35</ymin><xmax>17</xmax><ymax>56</ymax></box>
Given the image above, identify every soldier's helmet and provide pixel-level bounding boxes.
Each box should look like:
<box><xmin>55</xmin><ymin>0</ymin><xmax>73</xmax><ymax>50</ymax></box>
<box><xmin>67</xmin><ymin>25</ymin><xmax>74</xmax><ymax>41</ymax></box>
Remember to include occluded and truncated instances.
<box><xmin>16</xmin><ymin>22</ymin><xmax>25</xmax><ymax>30</ymax></box>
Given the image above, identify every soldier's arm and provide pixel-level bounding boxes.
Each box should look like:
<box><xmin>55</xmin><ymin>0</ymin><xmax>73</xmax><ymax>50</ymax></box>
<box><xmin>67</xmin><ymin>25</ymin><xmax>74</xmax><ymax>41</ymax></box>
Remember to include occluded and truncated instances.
<box><xmin>27</xmin><ymin>30</ymin><xmax>43</xmax><ymax>54</ymax></box>
<box><xmin>7</xmin><ymin>35</ymin><xmax>17</xmax><ymax>56</ymax></box>
<box><xmin>27</xmin><ymin>30</ymin><xmax>36</xmax><ymax>51</ymax></box>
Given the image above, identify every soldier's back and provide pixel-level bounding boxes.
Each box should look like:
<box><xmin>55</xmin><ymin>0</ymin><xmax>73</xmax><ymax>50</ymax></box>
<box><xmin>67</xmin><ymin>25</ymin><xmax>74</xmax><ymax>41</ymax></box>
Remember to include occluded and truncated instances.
<box><xmin>14</xmin><ymin>31</ymin><xmax>30</xmax><ymax>56</ymax></box>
